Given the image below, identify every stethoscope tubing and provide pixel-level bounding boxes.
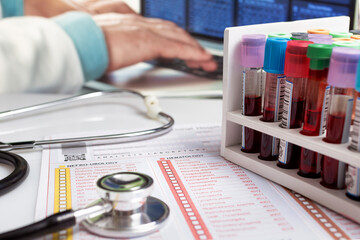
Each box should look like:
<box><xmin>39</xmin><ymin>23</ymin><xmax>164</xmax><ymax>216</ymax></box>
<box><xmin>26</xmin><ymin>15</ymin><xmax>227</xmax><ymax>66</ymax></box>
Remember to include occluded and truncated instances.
<box><xmin>0</xmin><ymin>209</ymin><xmax>76</xmax><ymax>240</ymax></box>
<box><xmin>0</xmin><ymin>111</ymin><xmax>174</xmax><ymax>151</ymax></box>
<box><xmin>0</xmin><ymin>151</ymin><xmax>29</xmax><ymax>196</ymax></box>
<box><xmin>0</xmin><ymin>203</ymin><xmax>112</xmax><ymax>240</ymax></box>
<box><xmin>0</xmin><ymin>90</ymin><xmax>175</xmax><ymax>151</ymax></box>
<box><xmin>0</xmin><ymin>90</ymin><xmax>144</xmax><ymax>120</ymax></box>
<box><xmin>0</xmin><ymin>90</ymin><xmax>174</xmax><ymax>196</ymax></box>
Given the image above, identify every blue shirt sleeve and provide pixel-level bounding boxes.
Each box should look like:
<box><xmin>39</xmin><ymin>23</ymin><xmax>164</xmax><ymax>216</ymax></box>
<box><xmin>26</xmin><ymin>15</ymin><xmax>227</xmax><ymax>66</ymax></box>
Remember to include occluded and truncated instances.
<box><xmin>52</xmin><ymin>12</ymin><xmax>109</xmax><ymax>81</ymax></box>
<box><xmin>1</xmin><ymin>0</ymin><xmax>24</xmax><ymax>17</ymax></box>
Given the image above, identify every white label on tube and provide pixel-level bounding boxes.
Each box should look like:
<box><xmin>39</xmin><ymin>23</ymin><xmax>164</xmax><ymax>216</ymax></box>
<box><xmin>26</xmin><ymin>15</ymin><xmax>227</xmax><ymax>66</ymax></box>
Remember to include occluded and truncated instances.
<box><xmin>351</xmin><ymin>97</ymin><xmax>360</xmax><ymax>151</ymax></box>
<box><xmin>275</xmin><ymin>76</ymin><xmax>286</xmax><ymax>121</ymax></box>
<box><xmin>341</xmin><ymin>98</ymin><xmax>354</xmax><ymax>144</ymax></box>
<box><xmin>262</xmin><ymin>71</ymin><xmax>266</xmax><ymax>112</ymax></box>
<box><xmin>319</xmin><ymin>86</ymin><xmax>330</xmax><ymax>136</ymax></box>
<box><xmin>278</xmin><ymin>139</ymin><xmax>288</xmax><ymax>164</ymax></box>
<box><xmin>281</xmin><ymin>80</ymin><xmax>293</xmax><ymax>129</ymax></box>
<box><xmin>346</xmin><ymin>166</ymin><xmax>360</xmax><ymax>197</ymax></box>
<box><xmin>272</xmin><ymin>137</ymin><xmax>280</xmax><ymax>156</ymax></box>
<box><xmin>242</xmin><ymin>71</ymin><xmax>246</xmax><ymax>115</ymax></box>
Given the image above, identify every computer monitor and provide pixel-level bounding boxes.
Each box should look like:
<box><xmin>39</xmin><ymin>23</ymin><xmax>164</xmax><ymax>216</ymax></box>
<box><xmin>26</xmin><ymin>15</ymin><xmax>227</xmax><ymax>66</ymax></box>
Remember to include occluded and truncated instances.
<box><xmin>141</xmin><ymin>0</ymin><xmax>357</xmax><ymax>40</ymax></box>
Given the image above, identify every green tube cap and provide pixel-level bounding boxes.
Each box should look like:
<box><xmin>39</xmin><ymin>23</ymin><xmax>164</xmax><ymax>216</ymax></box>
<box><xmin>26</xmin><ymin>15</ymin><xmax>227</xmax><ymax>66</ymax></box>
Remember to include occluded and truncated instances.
<box><xmin>268</xmin><ymin>32</ymin><xmax>292</xmax><ymax>39</ymax></box>
<box><xmin>332</xmin><ymin>41</ymin><xmax>360</xmax><ymax>49</ymax></box>
<box><xmin>307</xmin><ymin>44</ymin><xmax>334</xmax><ymax>70</ymax></box>
<box><xmin>330</xmin><ymin>32</ymin><xmax>353</xmax><ymax>38</ymax></box>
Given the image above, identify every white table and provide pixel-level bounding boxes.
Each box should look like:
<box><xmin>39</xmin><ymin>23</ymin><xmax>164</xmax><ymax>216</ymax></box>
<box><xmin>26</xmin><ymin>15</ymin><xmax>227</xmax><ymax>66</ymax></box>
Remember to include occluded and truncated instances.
<box><xmin>0</xmin><ymin>93</ymin><xmax>222</xmax><ymax>232</ymax></box>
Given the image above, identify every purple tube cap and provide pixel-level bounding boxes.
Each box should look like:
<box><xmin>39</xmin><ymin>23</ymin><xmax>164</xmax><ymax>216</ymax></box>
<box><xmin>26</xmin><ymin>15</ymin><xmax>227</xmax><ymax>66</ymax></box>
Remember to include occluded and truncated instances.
<box><xmin>240</xmin><ymin>34</ymin><xmax>266</xmax><ymax>68</ymax></box>
<box><xmin>327</xmin><ymin>47</ymin><xmax>360</xmax><ymax>88</ymax></box>
<box><xmin>308</xmin><ymin>34</ymin><xmax>332</xmax><ymax>40</ymax></box>
<box><xmin>310</xmin><ymin>38</ymin><xmax>333</xmax><ymax>44</ymax></box>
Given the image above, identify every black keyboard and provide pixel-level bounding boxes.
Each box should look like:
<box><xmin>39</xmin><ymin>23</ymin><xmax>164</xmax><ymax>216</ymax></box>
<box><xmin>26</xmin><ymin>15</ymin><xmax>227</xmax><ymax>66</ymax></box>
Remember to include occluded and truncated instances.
<box><xmin>150</xmin><ymin>55</ymin><xmax>223</xmax><ymax>80</ymax></box>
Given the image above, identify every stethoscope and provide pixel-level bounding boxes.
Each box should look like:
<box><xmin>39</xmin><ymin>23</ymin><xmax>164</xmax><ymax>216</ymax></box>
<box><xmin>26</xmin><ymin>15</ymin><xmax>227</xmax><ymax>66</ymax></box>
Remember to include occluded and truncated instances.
<box><xmin>0</xmin><ymin>172</ymin><xmax>170</xmax><ymax>239</ymax></box>
<box><xmin>0</xmin><ymin>90</ymin><xmax>174</xmax><ymax>238</ymax></box>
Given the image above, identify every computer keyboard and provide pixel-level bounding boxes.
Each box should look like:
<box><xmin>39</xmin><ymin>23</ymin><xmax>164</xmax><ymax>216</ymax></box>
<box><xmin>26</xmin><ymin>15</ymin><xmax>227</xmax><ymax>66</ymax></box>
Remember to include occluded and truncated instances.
<box><xmin>150</xmin><ymin>55</ymin><xmax>223</xmax><ymax>80</ymax></box>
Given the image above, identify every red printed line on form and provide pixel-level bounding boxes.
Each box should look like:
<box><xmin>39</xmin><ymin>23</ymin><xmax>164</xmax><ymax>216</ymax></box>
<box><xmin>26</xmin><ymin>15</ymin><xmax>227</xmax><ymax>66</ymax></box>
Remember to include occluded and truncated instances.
<box><xmin>158</xmin><ymin>159</ymin><xmax>212</xmax><ymax>240</ymax></box>
<box><xmin>285</xmin><ymin>189</ymin><xmax>350</xmax><ymax>240</ymax></box>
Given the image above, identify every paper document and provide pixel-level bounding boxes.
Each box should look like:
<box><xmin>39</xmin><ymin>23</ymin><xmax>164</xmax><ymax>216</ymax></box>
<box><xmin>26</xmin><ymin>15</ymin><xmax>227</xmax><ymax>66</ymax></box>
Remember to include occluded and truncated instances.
<box><xmin>91</xmin><ymin>62</ymin><xmax>223</xmax><ymax>98</ymax></box>
<box><xmin>36</xmin><ymin>124</ymin><xmax>360</xmax><ymax>239</ymax></box>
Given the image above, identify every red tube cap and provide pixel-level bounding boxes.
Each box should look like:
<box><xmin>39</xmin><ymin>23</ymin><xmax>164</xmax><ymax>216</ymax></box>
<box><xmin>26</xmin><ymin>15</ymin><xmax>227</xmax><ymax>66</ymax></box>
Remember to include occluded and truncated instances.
<box><xmin>284</xmin><ymin>40</ymin><xmax>313</xmax><ymax>78</ymax></box>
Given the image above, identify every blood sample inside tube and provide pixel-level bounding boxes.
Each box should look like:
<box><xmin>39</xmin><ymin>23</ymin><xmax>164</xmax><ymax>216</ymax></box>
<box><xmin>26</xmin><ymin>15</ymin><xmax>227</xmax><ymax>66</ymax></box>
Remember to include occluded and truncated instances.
<box><xmin>242</xmin><ymin>95</ymin><xmax>262</xmax><ymax>153</ymax></box>
<box><xmin>244</xmin><ymin>95</ymin><xmax>262</xmax><ymax>116</ymax></box>
<box><xmin>321</xmin><ymin>156</ymin><xmax>346</xmax><ymax>189</ymax></box>
<box><xmin>243</xmin><ymin>128</ymin><xmax>261</xmax><ymax>153</ymax></box>
<box><xmin>259</xmin><ymin>133</ymin><xmax>277</xmax><ymax>160</ymax></box>
<box><xmin>299</xmin><ymin>148</ymin><xmax>321</xmax><ymax>178</ymax></box>
<box><xmin>324</xmin><ymin>113</ymin><xmax>346</xmax><ymax>143</ymax></box>
<box><xmin>303</xmin><ymin>109</ymin><xmax>322</xmax><ymax>133</ymax></box>
<box><xmin>289</xmin><ymin>99</ymin><xmax>305</xmax><ymax>128</ymax></box>
<box><xmin>262</xmin><ymin>108</ymin><xmax>275</xmax><ymax>122</ymax></box>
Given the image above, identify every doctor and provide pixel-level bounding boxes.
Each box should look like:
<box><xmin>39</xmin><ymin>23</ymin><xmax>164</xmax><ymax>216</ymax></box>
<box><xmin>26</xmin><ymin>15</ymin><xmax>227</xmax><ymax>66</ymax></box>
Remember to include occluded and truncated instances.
<box><xmin>0</xmin><ymin>0</ymin><xmax>217</xmax><ymax>94</ymax></box>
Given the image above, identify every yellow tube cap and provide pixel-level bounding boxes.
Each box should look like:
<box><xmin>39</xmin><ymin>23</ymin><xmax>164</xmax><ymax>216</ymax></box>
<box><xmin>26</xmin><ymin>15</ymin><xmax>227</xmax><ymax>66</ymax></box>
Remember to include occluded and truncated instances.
<box><xmin>307</xmin><ymin>29</ymin><xmax>330</xmax><ymax>35</ymax></box>
<box><xmin>351</xmin><ymin>35</ymin><xmax>360</xmax><ymax>40</ymax></box>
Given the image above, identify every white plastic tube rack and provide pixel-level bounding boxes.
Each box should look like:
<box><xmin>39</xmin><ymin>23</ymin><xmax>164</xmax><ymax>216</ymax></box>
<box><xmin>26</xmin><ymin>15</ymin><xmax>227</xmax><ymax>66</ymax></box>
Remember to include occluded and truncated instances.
<box><xmin>220</xmin><ymin>16</ymin><xmax>360</xmax><ymax>224</ymax></box>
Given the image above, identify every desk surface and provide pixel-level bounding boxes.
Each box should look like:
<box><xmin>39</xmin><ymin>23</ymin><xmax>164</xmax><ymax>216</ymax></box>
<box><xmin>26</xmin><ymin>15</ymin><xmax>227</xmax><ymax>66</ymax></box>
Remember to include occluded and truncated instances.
<box><xmin>0</xmin><ymin>93</ymin><xmax>222</xmax><ymax>232</ymax></box>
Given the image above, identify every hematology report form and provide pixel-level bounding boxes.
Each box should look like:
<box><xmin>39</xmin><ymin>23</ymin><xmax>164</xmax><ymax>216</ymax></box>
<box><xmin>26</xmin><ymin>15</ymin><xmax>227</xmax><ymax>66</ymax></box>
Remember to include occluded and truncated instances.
<box><xmin>36</xmin><ymin>124</ymin><xmax>360</xmax><ymax>240</ymax></box>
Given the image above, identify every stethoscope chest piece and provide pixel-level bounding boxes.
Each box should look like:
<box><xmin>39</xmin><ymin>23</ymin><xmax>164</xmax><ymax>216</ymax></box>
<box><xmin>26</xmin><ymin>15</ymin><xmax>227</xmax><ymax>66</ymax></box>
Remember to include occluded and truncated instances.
<box><xmin>82</xmin><ymin>172</ymin><xmax>170</xmax><ymax>238</ymax></box>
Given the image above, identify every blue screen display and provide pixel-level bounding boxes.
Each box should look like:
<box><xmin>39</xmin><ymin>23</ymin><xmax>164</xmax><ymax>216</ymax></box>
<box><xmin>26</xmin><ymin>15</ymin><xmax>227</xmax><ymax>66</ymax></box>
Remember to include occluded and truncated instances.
<box><xmin>316</xmin><ymin>0</ymin><xmax>351</xmax><ymax>5</ymax></box>
<box><xmin>142</xmin><ymin>0</ymin><xmax>354</xmax><ymax>39</ymax></box>
<box><xmin>292</xmin><ymin>0</ymin><xmax>350</xmax><ymax>20</ymax></box>
<box><xmin>143</xmin><ymin>0</ymin><xmax>186</xmax><ymax>28</ymax></box>
<box><xmin>237</xmin><ymin>0</ymin><xmax>289</xmax><ymax>26</ymax></box>
<box><xmin>188</xmin><ymin>0</ymin><xmax>234</xmax><ymax>38</ymax></box>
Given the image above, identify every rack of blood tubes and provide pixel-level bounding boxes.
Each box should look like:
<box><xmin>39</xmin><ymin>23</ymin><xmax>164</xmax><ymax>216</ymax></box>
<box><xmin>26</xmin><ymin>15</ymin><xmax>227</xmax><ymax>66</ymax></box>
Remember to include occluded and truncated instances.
<box><xmin>221</xmin><ymin>17</ymin><xmax>360</xmax><ymax>224</ymax></box>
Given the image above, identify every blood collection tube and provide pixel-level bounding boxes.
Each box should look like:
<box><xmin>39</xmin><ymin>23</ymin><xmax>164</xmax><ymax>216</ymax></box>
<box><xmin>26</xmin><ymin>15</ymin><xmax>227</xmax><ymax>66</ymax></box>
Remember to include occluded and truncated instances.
<box><xmin>278</xmin><ymin>40</ymin><xmax>312</xmax><ymax>169</ymax></box>
<box><xmin>346</xmin><ymin>51</ymin><xmax>360</xmax><ymax>200</ymax></box>
<box><xmin>322</xmin><ymin>47</ymin><xmax>360</xmax><ymax>189</ymax></box>
<box><xmin>298</xmin><ymin>44</ymin><xmax>333</xmax><ymax>178</ymax></box>
<box><xmin>307</xmin><ymin>29</ymin><xmax>330</xmax><ymax>35</ymax></box>
<box><xmin>259</xmin><ymin>37</ymin><xmax>289</xmax><ymax>160</ymax></box>
<box><xmin>240</xmin><ymin>34</ymin><xmax>266</xmax><ymax>153</ymax></box>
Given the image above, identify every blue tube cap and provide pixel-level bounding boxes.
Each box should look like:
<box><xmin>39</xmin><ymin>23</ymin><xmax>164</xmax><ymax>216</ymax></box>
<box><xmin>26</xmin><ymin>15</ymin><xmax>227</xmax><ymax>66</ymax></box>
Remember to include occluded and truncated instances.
<box><xmin>356</xmin><ymin>54</ymin><xmax>360</xmax><ymax>92</ymax></box>
<box><xmin>263</xmin><ymin>37</ymin><xmax>291</xmax><ymax>74</ymax></box>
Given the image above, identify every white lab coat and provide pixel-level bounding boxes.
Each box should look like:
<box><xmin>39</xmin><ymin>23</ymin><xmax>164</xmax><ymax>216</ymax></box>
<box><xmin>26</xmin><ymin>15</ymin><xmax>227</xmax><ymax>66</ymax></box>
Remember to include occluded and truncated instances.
<box><xmin>0</xmin><ymin>16</ymin><xmax>84</xmax><ymax>93</ymax></box>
